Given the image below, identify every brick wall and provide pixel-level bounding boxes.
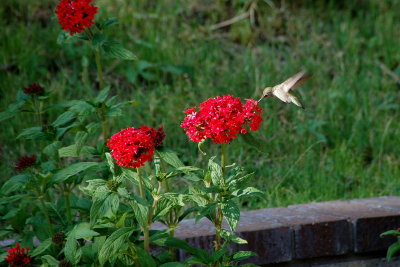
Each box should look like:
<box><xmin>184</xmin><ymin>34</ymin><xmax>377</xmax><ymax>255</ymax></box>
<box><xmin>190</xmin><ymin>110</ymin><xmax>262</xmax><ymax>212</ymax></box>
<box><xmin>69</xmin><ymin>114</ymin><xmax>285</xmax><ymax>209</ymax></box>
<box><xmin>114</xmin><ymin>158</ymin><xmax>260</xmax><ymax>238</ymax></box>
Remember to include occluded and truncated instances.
<box><xmin>153</xmin><ymin>196</ymin><xmax>400</xmax><ymax>266</ymax></box>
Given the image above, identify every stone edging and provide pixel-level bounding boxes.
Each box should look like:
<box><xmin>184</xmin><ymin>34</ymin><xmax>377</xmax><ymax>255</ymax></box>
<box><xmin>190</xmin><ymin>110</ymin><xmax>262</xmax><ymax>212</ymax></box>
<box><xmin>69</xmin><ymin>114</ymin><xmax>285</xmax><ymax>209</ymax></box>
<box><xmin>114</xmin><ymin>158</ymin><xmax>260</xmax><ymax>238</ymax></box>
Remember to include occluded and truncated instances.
<box><xmin>153</xmin><ymin>196</ymin><xmax>400</xmax><ymax>265</ymax></box>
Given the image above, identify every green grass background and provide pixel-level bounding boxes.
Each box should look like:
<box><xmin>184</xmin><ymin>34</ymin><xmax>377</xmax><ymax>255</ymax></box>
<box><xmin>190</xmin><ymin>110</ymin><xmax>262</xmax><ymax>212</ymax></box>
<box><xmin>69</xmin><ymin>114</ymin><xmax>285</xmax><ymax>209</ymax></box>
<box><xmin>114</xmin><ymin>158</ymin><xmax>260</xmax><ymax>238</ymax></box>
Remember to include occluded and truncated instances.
<box><xmin>1</xmin><ymin>0</ymin><xmax>399</xmax><ymax>209</ymax></box>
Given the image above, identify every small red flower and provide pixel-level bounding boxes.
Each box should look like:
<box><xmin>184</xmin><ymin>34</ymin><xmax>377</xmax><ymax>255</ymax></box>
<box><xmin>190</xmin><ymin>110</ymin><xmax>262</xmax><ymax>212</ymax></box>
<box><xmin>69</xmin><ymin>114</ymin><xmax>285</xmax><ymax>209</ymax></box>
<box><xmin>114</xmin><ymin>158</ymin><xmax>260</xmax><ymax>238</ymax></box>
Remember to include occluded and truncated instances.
<box><xmin>55</xmin><ymin>0</ymin><xmax>98</xmax><ymax>35</ymax></box>
<box><xmin>107</xmin><ymin>125</ymin><xmax>164</xmax><ymax>168</ymax></box>
<box><xmin>181</xmin><ymin>95</ymin><xmax>263</xmax><ymax>143</ymax></box>
<box><xmin>5</xmin><ymin>243</ymin><xmax>31</xmax><ymax>267</ymax></box>
<box><xmin>23</xmin><ymin>83</ymin><xmax>44</xmax><ymax>95</ymax></box>
<box><xmin>15</xmin><ymin>155</ymin><xmax>36</xmax><ymax>172</ymax></box>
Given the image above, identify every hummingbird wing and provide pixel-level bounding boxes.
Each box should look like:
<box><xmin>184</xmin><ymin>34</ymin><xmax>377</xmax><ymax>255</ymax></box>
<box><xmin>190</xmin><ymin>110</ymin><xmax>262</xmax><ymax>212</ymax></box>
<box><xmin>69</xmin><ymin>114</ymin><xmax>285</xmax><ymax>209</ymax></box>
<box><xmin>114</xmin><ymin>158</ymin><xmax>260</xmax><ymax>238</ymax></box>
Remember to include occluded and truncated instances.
<box><xmin>272</xmin><ymin>88</ymin><xmax>291</xmax><ymax>103</ymax></box>
<box><xmin>280</xmin><ymin>71</ymin><xmax>312</xmax><ymax>93</ymax></box>
<box><xmin>288</xmin><ymin>92</ymin><xmax>305</xmax><ymax>109</ymax></box>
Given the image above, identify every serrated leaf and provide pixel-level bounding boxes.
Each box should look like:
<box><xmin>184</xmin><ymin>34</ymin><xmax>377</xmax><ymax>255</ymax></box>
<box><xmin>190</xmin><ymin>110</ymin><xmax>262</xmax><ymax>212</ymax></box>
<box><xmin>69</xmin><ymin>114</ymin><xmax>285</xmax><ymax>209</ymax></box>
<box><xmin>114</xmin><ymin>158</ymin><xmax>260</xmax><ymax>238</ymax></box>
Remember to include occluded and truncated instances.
<box><xmin>105</xmin><ymin>152</ymin><xmax>116</xmax><ymax>176</ymax></box>
<box><xmin>102</xmin><ymin>40</ymin><xmax>137</xmax><ymax>60</ymax></box>
<box><xmin>129</xmin><ymin>199</ymin><xmax>149</xmax><ymax>228</ymax></box>
<box><xmin>43</xmin><ymin>141</ymin><xmax>62</xmax><ymax>157</ymax></box>
<box><xmin>156</xmin><ymin>149</ymin><xmax>184</xmax><ymax>168</ymax></box>
<box><xmin>74</xmin><ymin>131</ymin><xmax>89</xmax><ymax>155</ymax></box>
<box><xmin>99</xmin><ymin>227</ymin><xmax>135</xmax><ymax>265</ymax></box>
<box><xmin>52</xmin><ymin>162</ymin><xmax>99</xmax><ymax>184</ymax></box>
<box><xmin>65</xmin><ymin>236</ymin><xmax>80</xmax><ymax>265</ymax></box>
<box><xmin>16</xmin><ymin>127</ymin><xmax>45</xmax><ymax>140</ymax></box>
<box><xmin>160</xmin><ymin>263</ymin><xmax>186</xmax><ymax>267</ymax></box>
<box><xmin>1</xmin><ymin>174</ymin><xmax>29</xmax><ymax>195</ymax></box>
<box><xmin>221</xmin><ymin>200</ymin><xmax>240</xmax><ymax>231</ymax></box>
<box><xmin>41</xmin><ymin>255</ymin><xmax>60</xmax><ymax>266</ymax></box>
<box><xmin>90</xmin><ymin>193</ymin><xmax>119</xmax><ymax>226</ymax></box>
<box><xmin>94</xmin><ymin>86</ymin><xmax>110</xmax><ymax>104</ymax></box>
<box><xmin>92</xmin><ymin>33</ymin><xmax>107</xmax><ymax>51</ymax></box>
<box><xmin>232</xmin><ymin>251</ymin><xmax>257</xmax><ymax>261</ymax></box>
<box><xmin>74</xmin><ymin>223</ymin><xmax>100</xmax><ymax>239</ymax></box>
<box><xmin>99</xmin><ymin>17</ymin><xmax>119</xmax><ymax>29</ymax></box>
<box><xmin>232</xmin><ymin>187</ymin><xmax>264</xmax><ymax>199</ymax></box>
<box><xmin>31</xmin><ymin>238</ymin><xmax>52</xmax><ymax>257</ymax></box>
<box><xmin>58</xmin><ymin>144</ymin><xmax>96</xmax><ymax>158</ymax></box>
<box><xmin>0</xmin><ymin>194</ymin><xmax>27</xmax><ymax>205</ymax></box>
<box><xmin>52</xmin><ymin>111</ymin><xmax>76</xmax><ymax>127</ymax></box>
<box><xmin>219</xmin><ymin>229</ymin><xmax>247</xmax><ymax>244</ymax></box>
<box><xmin>136</xmin><ymin>247</ymin><xmax>157</xmax><ymax>267</ymax></box>
<box><xmin>208</xmin><ymin>157</ymin><xmax>223</xmax><ymax>186</ymax></box>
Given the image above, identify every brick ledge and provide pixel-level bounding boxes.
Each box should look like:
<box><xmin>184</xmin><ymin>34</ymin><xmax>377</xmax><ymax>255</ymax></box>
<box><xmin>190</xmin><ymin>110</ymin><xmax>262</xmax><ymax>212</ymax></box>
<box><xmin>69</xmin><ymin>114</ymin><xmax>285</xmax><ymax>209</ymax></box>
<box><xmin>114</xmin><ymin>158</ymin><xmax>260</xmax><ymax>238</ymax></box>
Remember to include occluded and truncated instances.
<box><xmin>153</xmin><ymin>196</ymin><xmax>400</xmax><ymax>265</ymax></box>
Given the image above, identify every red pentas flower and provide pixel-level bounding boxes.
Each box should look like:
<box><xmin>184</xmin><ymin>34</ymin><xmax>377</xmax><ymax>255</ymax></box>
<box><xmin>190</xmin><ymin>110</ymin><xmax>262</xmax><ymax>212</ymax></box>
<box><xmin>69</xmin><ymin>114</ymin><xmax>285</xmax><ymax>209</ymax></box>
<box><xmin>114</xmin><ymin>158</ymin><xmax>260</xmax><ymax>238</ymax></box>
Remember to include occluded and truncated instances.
<box><xmin>5</xmin><ymin>243</ymin><xmax>31</xmax><ymax>267</ymax></box>
<box><xmin>23</xmin><ymin>83</ymin><xmax>44</xmax><ymax>95</ymax></box>
<box><xmin>107</xmin><ymin>125</ymin><xmax>165</xmax><ymax>168</ymax></box>
<box><xmin>181</xmin><ymin>95</ymin><xmax>263</xmax><ymax>143</ymax></box>
<box><xmin>55</xmin><ymin>0</ymin><xmax>98</xmax><ymax>35</ymax></box>
<box><xmin>15</xmin><ymin>155</ymin><xmax>36</xmax><ymax>172</ymax></box>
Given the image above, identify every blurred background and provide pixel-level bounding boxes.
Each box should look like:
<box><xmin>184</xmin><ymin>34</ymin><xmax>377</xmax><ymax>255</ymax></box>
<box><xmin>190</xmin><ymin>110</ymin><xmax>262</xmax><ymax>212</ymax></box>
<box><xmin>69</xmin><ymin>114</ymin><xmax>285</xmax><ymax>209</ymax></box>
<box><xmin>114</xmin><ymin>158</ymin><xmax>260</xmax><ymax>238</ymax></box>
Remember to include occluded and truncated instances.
<box><xmin>0</xmin><ymin>0</ymin><xmax>399</xmax><ymax>209</ymax></box>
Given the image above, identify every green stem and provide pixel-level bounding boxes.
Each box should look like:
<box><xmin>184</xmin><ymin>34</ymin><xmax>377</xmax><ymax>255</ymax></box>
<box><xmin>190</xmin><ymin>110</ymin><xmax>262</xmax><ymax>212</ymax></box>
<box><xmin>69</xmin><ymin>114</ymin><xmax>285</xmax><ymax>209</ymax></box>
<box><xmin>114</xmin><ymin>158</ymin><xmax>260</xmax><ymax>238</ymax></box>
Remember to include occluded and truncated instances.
<box><xmin>215</xmin><ymin>143</ymin><xmax>228</xmax><ymax>265</ymax></box>
<box><xmin>94</xmin><ymin>50</ymin><xmax>104</xmax><ymax>90</ymax></box>
<box><xmin>33</xmin><ymin>178</ymin><xmax>54</xmax><ymax>236</ymax></box>
<box><xmin>137</xmin><ymin>167</ymin><xmax>145</xmax><ymax>199</ymax></box>
<box><xmin>144</xmin><ymin>182</ymin><xmax>162</xmax><ymax>251</ymax></box>
<box><xmin>64</xmin><ymin>185</ymin><xmax>72</xmax><ymax>225</ymax></box>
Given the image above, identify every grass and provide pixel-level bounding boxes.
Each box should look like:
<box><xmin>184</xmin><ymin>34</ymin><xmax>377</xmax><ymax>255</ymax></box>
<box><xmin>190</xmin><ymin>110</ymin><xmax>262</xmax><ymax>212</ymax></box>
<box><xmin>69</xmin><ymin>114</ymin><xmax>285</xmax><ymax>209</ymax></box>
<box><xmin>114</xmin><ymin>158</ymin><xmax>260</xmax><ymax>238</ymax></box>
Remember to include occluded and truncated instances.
<box><xmin>1</xmin><ymin>0</ymin><xmax>399</xmax><ymax>209</ymax></box>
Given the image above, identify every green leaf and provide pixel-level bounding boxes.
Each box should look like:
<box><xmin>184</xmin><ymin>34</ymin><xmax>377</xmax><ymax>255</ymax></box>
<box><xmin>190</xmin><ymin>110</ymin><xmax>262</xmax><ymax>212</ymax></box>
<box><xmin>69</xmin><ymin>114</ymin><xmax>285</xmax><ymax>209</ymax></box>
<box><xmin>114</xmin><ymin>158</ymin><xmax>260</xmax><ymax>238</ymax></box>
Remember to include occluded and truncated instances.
<box><xmin>102</xmin><ymin>40</ymin><xmax>137</xmax><ymax>60</ymax></box>
<box><xmin>65</xmin><ymin>236</ymin><xmax>81</xmax><ymax>265</ymax></box>
<box><xmin>219</xmin><ymin>229</ymin><xmax>247</xmax><ymax>244</ymax></box>
<box><xmin>43</xmin><ymin>141</ymin><xmax>62</xmax><ymax>157</ymax></box>
<box><xmin>74</xmin><ymin>223</ymin><xmax>100</xmax><ymax>239</ymax></box>
<box><xmin>157</xmin><ymin>149</ymin><xmax>184</xmax><ymax>168</ymax></box>
<box><xmin>94</xmin><ymin>86</ymin><xmax>110</xmax><ymax>104</ymax></box>
<box><xmin>387</xmin><ymin>241</ymin><xmax>400</xmax><ymax>261</ymax></box>
<box><xmin>58</xmin><ymin>144</ymin><xmax>96</xmax><ymax>157</ymax></box>
<box><xmin>0</xmin><ymin>194</ymin><xmax>27</xmax><ymax>205</ymax></box>
<box><xmin>381</xmin><ymin>230</ymin><xmax>400</xmax><ymax>237</ymax></box>
<box><xmin>52</xmin><ymin>162</ymin><xmax>99</xmax><ymax>184</ymax></box>
<box><xmin>41</xmin><ymin>255</ymin><xmax>60</xmax><ymax>266</ymax></box>
<box><xmin>99</xmin><ymin>227</ymin><xmax>135</xmax><ymax>265</ymax></box>
<box><xmin>232</xmin><ymin>251</ymin><xmax>257</xmax><ymax>261</ymax></box>
<box><xmin>160</xmin><ymin>263</ymin><xmax>186</xmax><ymax>267</ymax></box>
<box><xmin>74</xmin><ymin>131</ymin><xmax>89</xmax><ymax>155</ymax></box>
<box><xmin>16</xmin><ymin>127</ymin><xmax>45</xmax><ymax>140</ymax></box>
<box><xmin>208</xmin><ymin>157</ymin><xmax>223</xmax><ymax>186</ymax></box>
<box><xmin>129</xmin><ymin>199</ymin><xmax>149</xmax><ymax>228</ymax></box>
<box><xmin>31</xmin><ymin>238</ymin><xmax>52</xmax><ymax>257</ymax></box>
<box><xmin>221</xmin><ymin>200</ymin><xmax>240</xmax><ymax>231</ymax></box>
<box><xmin>0</xmin><ymin>101</ymin><xmax>25</xmax><ymax>122</ymax></box>
<box><xmin>99</xmin><ymin>17</ymin><xmax>119</xmax><ymax>29</ymax></box>
<box><xmin>232</xmin><ymin>187</ymin><xmax>264</xmax><ymax>199</ymax></box>
<box><xmin>92</xmin><ymin>33</ymin><xmax>107</xmax><ymax>51</ymax></box>
<box><xmin>105</xmin><ymin>152</ymin><xmax>116</xmax><ymax>176</ymax></box>
<box><xmin>152</xmin><ymin>236</ymin><xmax>207</xmax><ymax>260</ymax></box>
<box><xmin>1</xmin><ymin>174</ymin><xmax>29</xmax><ymax>195</ymax></box>
<box><xmin>136</xmin><ymin>247</ymin><xmax>157</xmax><ymax>267</ymax></box>
<box><xmin>52</xmin><ymin>111</ymin><xmax>76</xmax><ymax>127</ymax></box>
<box><xmin>90</xmin><ymin>192</ymin><xmax>118</xmax><ymax>226</ymax></box>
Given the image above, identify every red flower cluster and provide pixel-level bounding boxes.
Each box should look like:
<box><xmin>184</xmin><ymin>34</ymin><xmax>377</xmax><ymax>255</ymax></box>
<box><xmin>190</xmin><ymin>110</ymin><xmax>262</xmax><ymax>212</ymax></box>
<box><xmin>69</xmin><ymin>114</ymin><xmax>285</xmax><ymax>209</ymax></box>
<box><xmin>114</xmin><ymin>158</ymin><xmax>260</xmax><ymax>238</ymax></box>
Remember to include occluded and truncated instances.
<box><xmin>23</xmin><ymin>83</ymin><xmax>44</xmax><ymax>95</ymax></box>
<box><xmin>5</xmin><ymin>243</ymin><xmax>31</xmax><ymax>267</ymax></box>
<box><xmin>55</xmin><ymin>0</ymin><xmax>98</xmax><ymax>35</ymax></box>
<box><xmin>15</xmin><ymin>155</ymin><xmax>36</xmax><ymax>172</ymax></box>
<box><xmin>181</xmin><ymin>95</ymin><xmax>263</xmax><ymax>143</ymax></box>
<box><xmin>107</xmin><ymin>125</ymin><xmax>165</xmax><ymax>168</ymax></box>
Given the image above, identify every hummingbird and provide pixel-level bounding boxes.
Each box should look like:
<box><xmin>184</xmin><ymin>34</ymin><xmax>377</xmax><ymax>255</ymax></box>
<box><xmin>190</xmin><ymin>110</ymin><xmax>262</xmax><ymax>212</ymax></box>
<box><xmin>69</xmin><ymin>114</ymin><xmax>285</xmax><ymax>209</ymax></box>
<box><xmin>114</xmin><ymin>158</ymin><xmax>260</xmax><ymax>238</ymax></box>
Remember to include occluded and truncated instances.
<box><xmin>259</xmin><ymin>71</ymin><xmax>312</xmax><ymax>109</ymax></box>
